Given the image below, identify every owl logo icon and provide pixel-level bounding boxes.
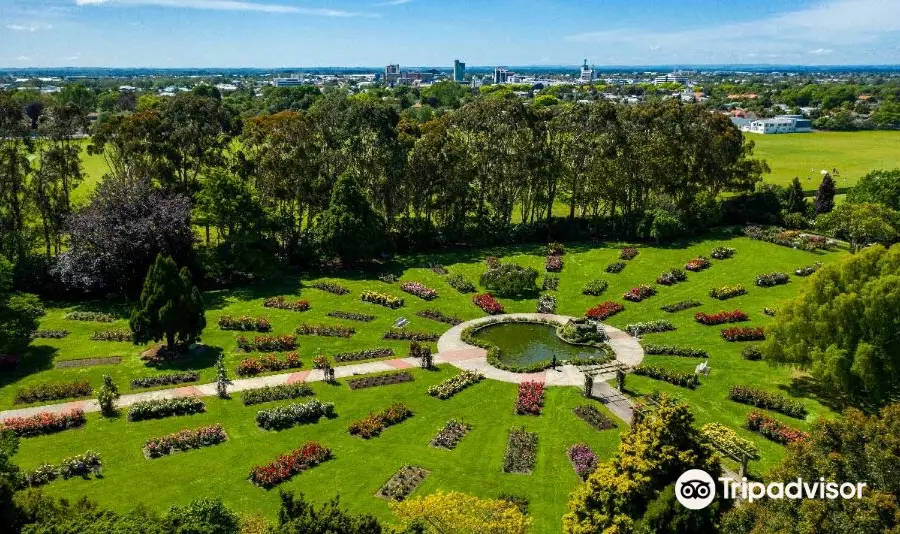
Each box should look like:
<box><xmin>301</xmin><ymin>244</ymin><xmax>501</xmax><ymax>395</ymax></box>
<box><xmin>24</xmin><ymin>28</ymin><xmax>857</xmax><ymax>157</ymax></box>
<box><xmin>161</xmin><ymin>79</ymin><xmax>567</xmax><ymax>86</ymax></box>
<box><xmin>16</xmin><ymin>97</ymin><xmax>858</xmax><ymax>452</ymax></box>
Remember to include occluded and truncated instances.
<box><xmin>676</xmin><ymin>469</ymin><xmax>716</xmax><ymax>510</ymax></box>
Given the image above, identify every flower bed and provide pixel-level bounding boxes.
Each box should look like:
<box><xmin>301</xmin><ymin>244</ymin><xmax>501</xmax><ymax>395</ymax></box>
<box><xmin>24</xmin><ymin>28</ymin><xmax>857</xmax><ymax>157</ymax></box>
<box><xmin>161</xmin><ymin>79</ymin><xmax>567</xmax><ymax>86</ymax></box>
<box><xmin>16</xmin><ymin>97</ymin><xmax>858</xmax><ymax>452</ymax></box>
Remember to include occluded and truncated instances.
<box><xmin>2</xmin><ymin>410</ymin><xmax>86</xmax><ymax>437</ymax></box>
<box><xmin>620</xmin><ymin>247</ymin><xmax>638</xmax><ymax>260</ymax></box>
<box><xmin>446</xmin><ymin>273</ymin><xmax>476</xmax><ymax>293</ymax></box>
<box><xmin>91</xmin><ymin>329</ymin><xmax>131</xmax><ymax>342</ymax></box>
<box><xmin>709</xmin><ymin>284</ymin><xmax>747</xmax><ymax>300</ymax></box>
<box><xmin>684</xmin><ymin>257</ymin><xmax>710</xmax><ymax>272</ymax></box>
<box><xmin>65</xmin><ymin>311</ymin><xmax>115</xmax><ymax>322</ymax></box>
<box><xmin>333</xmin><ymin>347</ymin><xmax>394</xmax><ymax>363</ymax></box>
<box><xmin>515</xmin><ymin>381</ymin><xmax>544</xmax><ymax>415</ymax></box>
<box><xmin>656</xmin><ymin>268</ymin><xmax>687</xmax><ymax>286</ymax></box>
<box><xmin>746</xmin><ymin>412</ymin><xmax>809</xmax><ymax>444</ymax></box>
<box><xmin>721</xmin><ymin>327</ymin><xmax>765</xmax><ymax>342</ymax></box>
<box><xmin>581</xmin><ymin>279</ymin><xmax>608</xmax><ymax>296</ymax></box>
<box><xmin>348</xmin><ymin>403</ymin><xmax>413</xmax><ymax>439</ymax></box>
<box><xmin>542</xmin><ymin>275</ymin><xmax>560</xmax><ymax>291</ymax></box>
<box><xmin>430</xmin><ymin>419</ymin><xmax>472</xmax><ymax>449</ymax></box>
<box><xmin>632</xmin><ymin>365</ymin><xmax>700</xmax><ymax>389</ymax></box>
<box><xmin>263</xmin><ymin>296</ymin><xmax>310</xmax><ymax>312</ymax></box>
<box><xmin>742</xmin><ymin>345</ymin><xmax>763</xmax><ymax>361</ymax></box>
<box><xmin>795</xmin><ymin>263</ymin><xmax>823</xmax><ymax>277</ymax></box>
<box><xmin>131</xmin><ymin>371</ymin><xmax>200</xmax><ymax>389</ymax></box>
<box><xmin>236</xmin><ymin>352</ymin><xmax>302</xmax><ymax>377</ymax></box>
<box><xmin>605</xmin><ymin>262</ymin><xmax>626</xmax><ymax>274</ymax></box>
<box><xmin>217</xmin><ymin>315</ymin><xmax>271</xmax><ymax>332</ymax></box>
<box><xmin>347</xmin><ymin>371</ymin><xmax>414</xmax><ymax>390</ymax></box>
<box><xmin>573</xmin><ymin>405</ymin><xmax>618</xmax><ymax>431</ymax></box>
<box><xmin>14</xmin><ymin>380</ymin><xmax>92</xmax><ymax>405</ymax></box>
<box><xmin>361</xmin><ymin>290</ymin><xmax>405</xmax><ymax>309</ymax></box>
<box><xmin>430</xmin><ymin>263</ymin><xmax>448</xmax><ymax>275</ymax></box>
<box><xmin>568</xmin><ymin>444</ymin><xmax>598</xmax><ymax>480</ymax></box>
<box><xmin>377</xmin><ymin>465</ymin><xmax>429</xmax><ymax>501</ymax></box>
<box><xmin>503</xmin><ymin>428</ymin><xmax>538</xmax><ymax>473</ymax></box>
<box><xmin>295</xmin><ymin>324</ymin><xmax>356</xmax><ymax>338</ymax></box>
<box><xmin>642</xmin><ymin>344</ymin><xmax>709</xmax><ymax>358</ymax></box>
<box><xmin>625</xmin><ymin>320</ymin><xmax>676</xmax><ymax>337</ymax></box>
<box><xmin>730</xmin><ymin>386</ymin><xmax>806</xmax><ymax>418</ymax></box>
<box><xmin>695</xmin><ymin>310</ymin><xmax>749</xmax><ymax>325</ymax></box>
<box><xmin>382</xmin><ymin>330</ymin><xmax>439</xmax><ymax>342</ymax></box>
<box><xmin>255</xmin><ymin>399</ymin><xmax>335</xmax><ymax>430</ymax></box>
<box><xmin>711</xmin><ymin>247</ymin><xmax>736</xmax><ymax>259</ymax></box>
<box><xmin>327</xmin><ymin>310</ymin><xmax>375</xmax><ymax>322</ymax></box>
<box><xmin>401</xmin><ymin>282</ymin><xmax>439</xmax><ymax>301</ymax></box>
<box><xmin>623</xmin><ymin>284</ymin><xmax>656</xmax><ymax>302</ymax></box>
<box><xmin>23</xmin><ymin>451</ymin><xmax>102</xmax><ymax>487</ymax></box>
<box><xmin>548</xmin><ymin>242</ymin><xmax>565</xmax><ymax>255</ymax></box>
<box><xmin>756</xmin><ymin>272</ymin><xmax>790</xmax><ymax>287</ymax></box>
<box><xmin>660</xmin><ymin>300</ymin><xmax>702</xmax><ymax>313</ymax></box>
<box><xmin>242</xmin><ymin>383</ymin><xmax>313</xmax><ymax>406</ymax></box>
<box><xmin>701</xmin><ymin>423</ymin><xmax>760</xmax><ymax>460</ymax></box>
<box><xmin>379</xmin><ymin>273</ymin><xmax>398</xmax><ymax>284</ymax></box>
<box><xmin>545</xmin><ymin>255</ymin><xmax>563</xmax><ymax>273</ymax></box>
<box><xmin>248</xmin><ymin>441</ymin><xmax>332</xmax><ymax>488</ymax></box>
<box><xmin>236</xmin><ymin>334</ymin><xmax>297</xmax><ymax>352</ymax></box>
<box><xmin>127</xmin><ymin>397</ymin><xmax>206</xmax><ymax>422</ymax></box>
<box><xmin>416</xmin><ymin>309</ymin><xmax>462</xmax><ymax>325</ymax></box>
<box><xmin>585</xmin><ymin>301</ymin><xmax>624</xmax><ymax>320</ymax></box>
<box><xmin>744</xmin><ymin>225</ymin><xmax>832</xmax><ymax>252</ymax></box>
<box><xmin>54</xmin><ymin>357</ymin><xmax>121</xmax><ymax>369</ymax></box>
<box><xmin>311</xmin><ymin>281</ymin><xmax>350</xmax><ymax>295</ymax></box>
<box><xmin>31</xmin><ymin>330</ymin><xmax>69</xmax><ymax>339</ymax></box>
<box><xmin>427</xmin><ymin>371</ymin><xmax>484</xmax><ymax>399</ymax></box>
<box><xmin>472</xmin><ymin>293</ymin><xmax>505</xmax><ymax>315</ymax></box>
<box><xmin>536</xmin><ymin>294</ymin><xmax>557</xmax><ymax>314</ymax></box>
<box><xmin>143</xmin><ymin>424</ymin><xmax>227</xmax><ymax>458</ymax></box>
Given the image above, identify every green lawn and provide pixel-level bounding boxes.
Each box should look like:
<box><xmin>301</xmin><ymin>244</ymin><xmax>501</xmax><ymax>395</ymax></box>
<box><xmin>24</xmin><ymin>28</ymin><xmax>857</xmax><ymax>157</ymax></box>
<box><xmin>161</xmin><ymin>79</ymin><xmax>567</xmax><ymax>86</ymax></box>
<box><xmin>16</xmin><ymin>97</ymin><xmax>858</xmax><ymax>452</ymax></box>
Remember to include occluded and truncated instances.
<box><xmin>4</xmin><ymin>235</ymin><xmax>847</xmax><ymax>528</ymax></box>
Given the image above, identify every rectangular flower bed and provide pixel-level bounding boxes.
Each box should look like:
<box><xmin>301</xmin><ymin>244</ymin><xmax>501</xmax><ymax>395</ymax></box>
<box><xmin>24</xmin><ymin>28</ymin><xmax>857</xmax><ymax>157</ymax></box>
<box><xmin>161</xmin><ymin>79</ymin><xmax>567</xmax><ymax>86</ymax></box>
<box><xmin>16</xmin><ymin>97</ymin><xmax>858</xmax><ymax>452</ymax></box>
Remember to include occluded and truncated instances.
<box><xmin>31</xmin><ymin>330</ymin><xmax>69</xmax><ymax>339</ymax></box>
<box><xmin>620</xmin><ymin>247</ymin><xmax>638</xmax><ymax>260</ymax></box>
<box><xmin>657</xmin><ymin>268</ymin><xmax>688</xmax><ymax>286</ymax></box>
<box><xmin>642</xmin><ymin>344</ymin><xmax>709</xmax><ymax>358</ymax></box>
<box><xmin>248</xmin><ymin>441</ymin><xmax>332</xmax><ymax>488</ymax></box>
<box><xmin>709</xmin><ymin>284</ymin><xmax>747</xmax><ymax>300</ymax></box>
<box><xmin>127</xmin><ymin>397</ymin><xmax>206</xmax><ymax>422</ymax></box>
<box><xmin>756</xmin><ymin>272</ymin><xmax>790</xmax><ymax>287</ymax></box>
<box><xmin>400</xmin><ymin>282</ymin><xmax>438</xmax><ymax>301</ymax></box>
<box><xmin>581</xmin><ymin>279</ymin><xmax>608</xmax><ymax>296</ymax></box>
<box><xmin>430</xmin><ymin>263</ymin><xmax>449</xmax><ymax>275</ymax></box>
<box><xmin>143</xmin><ymin>424</ymin><xmax>227</xmax><ymax>458</ymax></box>
<box><xmin>236</xmin><ymin>334</ymin><xmax>297</xmax><ymax>352</ymax></box>
<box><xmin>585</xmin><ymin>301</ymin><xmax>624</xmax><ymax>320</ymax></box>
<box><xmin>742</xmin><ymin>345</ymin><xmax>763</xmax><ymax>361</ymax></box>
<box><xmin>730</xmin><ymin>386</ymin><xmax>807</xmax><ymax>418</ymax></box>
<box><xmin>376</xmin><ymin>465</ymin><xmax>430</xmax><ymax>501</ymax></box>
<box><xmin>23</xmin><ymin>451</ymin><xmax>102</xmax><ymax>487</ymax></box>
<box><xmin>14</xmin><ymin>380</ymin><xmax>92</xmax><ymax>405</ymax></box>
<box><xmin>684</xmin><ymin>257</ymin><xmax>710</xmax><ymax>272</ymax></box>
<box><xmin>746</xmin><ymin>411</ymin><xmax>809</xmax><ymax>445</ymax></box>
<box><xmin>295</xmin><ymin>324</ymin><xmax>356</xmax><ymax>338</ymax></box>
<box><xmin>90</xmin><ymin>329</ymin><xmax>131</xmax><ymax>342</ymax></box>
<box><xmin>503</xmin><ymin>428</ymin><xmax>538</xmax><ymax>474</ymax></box>
<box><xmin>695</xmin><ymin>310</ymin><xmax>749</xmax><ymax>325</ymax></box>
<box><xmin>242</xmin><ymin>383</ymin><xmax>313</xmax><ymax>406</ymax></box>
<box><xmin>623</xmin><ymin>284</ymin><xmax>656</xmax><ymax>302</ymax></box>
<box><xmin>2</xmin><ymin>410</ymin><xmax>86</xmax><ymax>437</ymax></box>
<box><xmin>446</xmin><ymin>273</ymin><xmax>476</xmax><ymax>293</ymax></box>
<box><xmin>361</xmin><ymin>290</ymin><xmax>405</xmax><ymax>309</ymax></box>
<box><xmin>263</xmin><ymin>296</ymin><xmax>310</xmax><ymax>312</ymax></box>
<box><xmin>427</xmin><ymin>371</ymin><xmax>484</xmax><ymax>399</ymax></box>
<box><xmin>255</xmin><ymin>399</ymin><xmax>335</xmax><ymax>430</ymax></box>
<box><xmin>625</xmin><ymin>320</ymin><xmax>675</xmax><ymax>337</ymax></box>
<box><xmin>632</xmin><ymin>365</ymin><xmax>699</xmax><ymax>389</ymax></box>
<box><xmin>568</xmin><ymin>444</ymin><xmax>598</xmax><ymax>480</ymax></box>
<box><xmin>515</xmin><ymin>381</ymin><xmax>544</xmax><ymax>415</ymax></box>
<box><xmin>660</xmin><ymin>300</ymin><xmax>702</xmax><ymax>313</ymax></box>
<box><xmin>543</xmin><ymin>274</ymin><xmax>560</xmax><ymax>291</ymax></box>
<box><xmin>573</xmin><ymin>405</ymin><xmax>617</xmax><ymax>431</ymax></box>
<box><xmin>430</xmin><ymin>419</ymin><xmax>472</xmax><ymax>449</ymax></box>
<box><xmin>217</xmin><ymin>315</ymin><xmax>271</xmax><ymax>332</ymax></box>
<box><xmin>605</xmin><ymin>262</ymin><xmax>626</xmax><ymax>274</ymax></box>
<box><xmin>382</xmin><ymin>330</ymin><xmax>439</xmax><ymax>342</ymax></box>
<box><xmin>55</xmin><ymin>357</ymin><xmax>122</xmax><ymax>369</ymax></box>
<box><xmin>131</xmin><ymin>371</ymin><xmax>200</xmax><ymax>389</ymax></box>
<box><xmin>545</xmin><ymin>255</ymin><xmax>563</xmax><ymax>273</ymax></box>
<box><xmin>347</xmin><ymin>371</ymin><xmax>414</xmax><ymax>390</ymax></box>
<box><xmin>416</xmin><ymin>309</ymin><xmax>462</xmax><ymax>325</ymax></box>
<box><xmin>327</xmin><ymin>310</ymin><xmax>375</xmax><ymax>322</ymax></box>
<box><xmin>536</xmin><ymin>294</ymin><xmax>557</xmax><ymax>314</ymax></box>
<box><xmin>236</xmin><ymin>352</ymin><xmax>302</xmax><ymax>377</ymax></box>
<box><xmin>548</xmin><ymin>242</ymin><xmax>565</xmax><ymax>256</ymax></box>
<box><xmin>311</xmin><ymin>281</ymin><xmax>350</xmax><ymax>295</ymax></box>
<box><xmin>348</xmin><ymin>403</ymin><xmax>413</xmax><ymax>439</ymax></box>
<box><xmin>711</xmin><ymin>247</ymin><xmax>736</xmax><ymax>259</ymax></box>
<box><xmin>721</xmin><ymin>327</ymin><xmax>765</xmax><ymax>342</ymax></box>
<box><xmin>65</xmin><ymin>311</ymin><xmax>116</xmax><ymax>322</ymax></box>
<box><xmin>333</xmin><ymin>348</ymin><xmax>394</xmax><ymax>363</ymax></box>
<box><xmin>472</xmin><ymin>293</ymin><xmax>504</xmax><ymax>315</ymax></box>
<box><xmin>794</xmin><ymin>263</ymin><xmax>822</xmax><ymax>277</ymax></box>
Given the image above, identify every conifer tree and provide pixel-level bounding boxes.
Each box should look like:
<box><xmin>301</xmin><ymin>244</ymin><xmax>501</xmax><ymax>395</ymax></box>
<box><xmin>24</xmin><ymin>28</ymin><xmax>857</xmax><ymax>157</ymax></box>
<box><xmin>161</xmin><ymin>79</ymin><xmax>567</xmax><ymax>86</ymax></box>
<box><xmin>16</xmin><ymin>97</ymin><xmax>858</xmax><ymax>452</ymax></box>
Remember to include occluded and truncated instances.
<box><xmin>130</xmin><ymin>254</ymin><xmax>206</xmax><ymax>352</ymax></box>
<box><xmin>814</xmin><ymin>173</ymin><xmax>836</xmax><ymax>214</ymax></box>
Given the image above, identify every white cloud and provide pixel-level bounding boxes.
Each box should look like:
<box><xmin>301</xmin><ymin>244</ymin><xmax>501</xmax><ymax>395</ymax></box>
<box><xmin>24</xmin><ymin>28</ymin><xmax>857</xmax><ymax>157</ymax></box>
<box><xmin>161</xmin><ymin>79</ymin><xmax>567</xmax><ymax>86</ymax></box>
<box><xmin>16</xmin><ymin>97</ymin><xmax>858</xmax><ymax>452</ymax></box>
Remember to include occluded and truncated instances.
<box><xmin>6</xmin><ymin>23</ymin><xmax>54</xmax><ymax>31</ymax></box>
<box><xmin>74</xmin><ymin>0</ymin><xmax>377</xmax><ymax>17</ymax></box>
<box><xmin>377</xmin><ymin>0</ymin><xmax>411</xmax><ymax>5</ymax></box>
<box><xmin>809</xmin><ymin>48</ymin><xmax>833</xmax><ymax>55</ymax></box>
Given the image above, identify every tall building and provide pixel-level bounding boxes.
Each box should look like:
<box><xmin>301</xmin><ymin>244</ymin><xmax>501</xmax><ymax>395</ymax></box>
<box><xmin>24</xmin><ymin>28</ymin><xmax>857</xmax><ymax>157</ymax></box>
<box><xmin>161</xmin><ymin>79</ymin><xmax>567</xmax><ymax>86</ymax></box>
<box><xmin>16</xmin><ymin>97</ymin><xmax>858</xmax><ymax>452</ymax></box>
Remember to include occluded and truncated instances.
<box><xmin>653</xmin><ymin>73</ymin><xmax>690</xmax><ymax>86</ymax></box>
<box><xmin>580</xmin><ymin>59</ymin><xmax>594</xmax><ymax>83</ymax></box>
<box><xmin>492</xmin><ymin>67</ymin><xmax>509</xmax><ymax>84</ymax></box>
<box><xmin>384</xmin><ymin>64</ymin><xmax>401</xmax><ymax>85</ymax></box>
<box><xmin>453</xmin><ymin>59</ymin><xmax>466</xmax><ymax>82</ymax></box>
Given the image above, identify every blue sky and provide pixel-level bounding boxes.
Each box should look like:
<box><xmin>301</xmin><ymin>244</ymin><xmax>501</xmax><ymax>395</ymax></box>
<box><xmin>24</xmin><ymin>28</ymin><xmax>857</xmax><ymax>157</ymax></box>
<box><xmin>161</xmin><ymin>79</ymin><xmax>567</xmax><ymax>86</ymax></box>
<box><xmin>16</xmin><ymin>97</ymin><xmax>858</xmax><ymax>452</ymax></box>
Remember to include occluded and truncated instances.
<box><xmin>2</xmin><ymin>0</ymin><xmax>900</xmax><ymax>67</ymax></box>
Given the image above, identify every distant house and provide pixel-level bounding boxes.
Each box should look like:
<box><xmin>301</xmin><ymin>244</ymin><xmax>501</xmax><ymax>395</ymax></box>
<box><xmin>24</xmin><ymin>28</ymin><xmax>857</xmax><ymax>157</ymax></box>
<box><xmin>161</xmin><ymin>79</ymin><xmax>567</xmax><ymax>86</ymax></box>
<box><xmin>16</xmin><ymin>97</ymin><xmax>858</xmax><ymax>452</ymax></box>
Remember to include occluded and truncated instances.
<box><xmin>744</xmin><ymin>115</ymin><xmax>812</xmax><ymax>134</ymax></box>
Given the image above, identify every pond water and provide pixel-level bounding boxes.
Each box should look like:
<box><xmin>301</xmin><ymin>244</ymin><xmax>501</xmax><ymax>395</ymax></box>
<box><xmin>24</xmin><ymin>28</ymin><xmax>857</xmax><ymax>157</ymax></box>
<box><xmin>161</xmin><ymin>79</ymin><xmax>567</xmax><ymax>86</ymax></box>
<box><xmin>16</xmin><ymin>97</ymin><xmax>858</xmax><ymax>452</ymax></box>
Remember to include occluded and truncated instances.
<box><xmin>473</xmin><ymin>322</ymin><xmax>610</xmax><ymax>367</ymax></box>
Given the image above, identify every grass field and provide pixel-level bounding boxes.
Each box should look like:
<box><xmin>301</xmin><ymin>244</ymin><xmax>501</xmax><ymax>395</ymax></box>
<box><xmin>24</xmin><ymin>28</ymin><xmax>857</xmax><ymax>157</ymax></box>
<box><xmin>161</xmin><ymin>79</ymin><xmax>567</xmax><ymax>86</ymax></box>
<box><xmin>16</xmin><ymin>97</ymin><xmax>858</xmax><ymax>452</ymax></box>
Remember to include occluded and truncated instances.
<box><xmin>4</xmin><ymin>235</ymin><xmax>847</xmax><ymax>529</ymax></box>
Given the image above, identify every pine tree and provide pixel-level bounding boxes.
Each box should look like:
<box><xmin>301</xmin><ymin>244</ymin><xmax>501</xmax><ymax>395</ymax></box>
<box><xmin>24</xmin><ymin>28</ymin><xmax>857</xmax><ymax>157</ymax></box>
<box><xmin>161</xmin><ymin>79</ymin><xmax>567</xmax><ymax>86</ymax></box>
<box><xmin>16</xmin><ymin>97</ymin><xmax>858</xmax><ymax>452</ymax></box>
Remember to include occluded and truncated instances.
<box><xmin>313</xmin><ymin>172</ymin><xmax>386</xmax><ymax>262</ymax></box>
<box><xmin>215</xmin><ymin>355</ymin><xmax>232</xmax><ymax>399</ymax></box>
<box><xmin>814</xmin><ymin>173</ymin><xmax>836</xmax><ymax>214</ymax></box>
<box><xmin>785</xmin><ymin>177</ymin><xmax>808</xmax><ymax>214</ymax></box>
<box><xmin>129</xmin><ymin>254</ymin><xmax>206</xmax><ymax>353</ymax></box>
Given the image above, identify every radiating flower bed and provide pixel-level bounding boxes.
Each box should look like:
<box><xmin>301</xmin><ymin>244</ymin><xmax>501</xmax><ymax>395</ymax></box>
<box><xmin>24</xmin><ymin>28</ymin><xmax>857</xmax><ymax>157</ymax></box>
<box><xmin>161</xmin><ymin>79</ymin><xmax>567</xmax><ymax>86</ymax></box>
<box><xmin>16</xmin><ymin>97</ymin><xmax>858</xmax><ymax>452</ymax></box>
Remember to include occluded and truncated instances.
<box><xmin>642</xmin><ymin>344</ymin><xmax>709</xmax><ymax>358</ymax></box>
<box><xmin>236</xmin><ymin>352</ymin><xmax>302</xmax><ymax>376</ymax></box>
<box><xmin>14</xmin><ymin>380</ymin><xmax>92</xmax><ymax>405</ymax></box>
<box><xmin>794</xmin><ymin>263</ymin><xmax>822</xmax><ymax>277</ymax></box>
<box><xmin>625</xmin><ymin>320</ymin><xmax>676</xmax><ymax>337</ymax></box>
<box><xmin>91</xmin><ymin>329</ymin><xmax>131</xmax><ymax>342</ymax></box>
<box><xmin>31</xmin><ymin>329</ymin><xmax>69</xmax><ymax>339</ymax></box>
<box><xmin>503</xmin><ymin>428</ymin><xmax>538</xmax><ymax>473</ymax></box>
<box><xmin>472</xmin><ymin>293</ymin><xmax>504</xmax><ymax>315</ymax></box>
<box><xmin>711</xmin><ymin>247</ymin><xmax>736</xmax><ymax>259</ymax></box>
<box><xmin>236</xmin><ymin>334</ymin><xmax>297</xmax><ymax>352</ymax></box>
<box><xmin>361</xmin><ymin>290</ymin><xmax>405</xmax><ymax>309</ymax></box>
<box><xmin>131</xmin><ymin>371</ymin><xmax>200</xmax><ymax>389</ymax></box>
<box><xmin>333</xmin><ymin>347</ymin><xmax>394</xmax><ymax>363</ymax></box>
<box><xmin>23</xmin><ymin>451</ymin><xmax>102</xmax><ymax>487</ymax></box>
<box><xmin>620</xmin><ymin>247</ymin><xmax>638</xmax><ymax>260</ymax></box>
<box><xmin>756</xmin><ymin>272</ymin><xmax>790</xmax><ymax>287</ymax></box>
<box><xmin>295</xmin><ymin>323</ymin><xmax>356</xmax><ymax>338</ymax></box>
<box><xmin>633</xmin><ymin>365</ymin><xmax>699</xmax><ymax>389</ymax></box>
<box><xmin>656</xmin><ymin>268</ymin><xmax>687</xmax><ymax>286</ymax></box>
<box><xmin>721</xmin><ymin>326</ymin><xmax>765</xmax><ymax>342</ymax></box>
<box><xmin>695</xmin><ymin>310</ymin><xmax>749</xmax><ymax>325</ymax></box>
<box><xmin>515</xmin><ymin>381</ymin><xmax>544</xmax><ymax>415</ymax></box>
<box><xmin>311</xmin><ymin>281</ymin><xmax>350</xmax><ymax>295</ymax></box>
<box><xmin>2</xmin><ymin>410</ymin><xmax>86</xmax><ymax>437</ymax></box>
<box><xmin>348</xmin><ymin>403</ymin><xmax>413</xmax><ymax>439</ymax></box>
<box><xmin>143</xmin><ymin>424</ymin><xmax>227</xmax><ymax>458</ymax></box>
<box><xmin>573</xmin><ymin>405</ymin><xmax>618</xmax><ymax>431</ymax></box>
<box><xmin>545</xmin><ymin>255</ymin><xmax>563</xmax><ymax>273</ymax></box>
<box><xmin>567</xmin><ymin>444</ymin><xmax>598</xmax><ymax>480</ymax></box>
<box><xmin>255</xmin><ymin>399</ymin><xmax>335</xmax><ymax>430</ymax></box>
<box><xmin>585</xmin><ymin>301</ymin><xmax>624</xmax><ymax>320</ymax></box>
<box><xmin>416</xmin><ymin>309</ymin><xmax>462</xmax><ymax>325</ymax></box>
<box><xmin>377</xmin><ymin>465</ymin><xmax>430</xmax><ymax>501</ymax></box>
<box><xmin>427</xmin><ymin>370</ymin><xmax>484</xmax><ymax>399</ymax></box>
<box><xmin>401</xmin><ymin>282</ymin><xmax>439</xmax><ymax>301</ymax></box>
<box><xmin>605</xmin><ymin>262</ymin><xmax>626</xmax><ymax>274</ymax></box>
<box><xmin>446</xmin><ymin>273</ymin><xmax>476</xmax><ymax>293</ymax></box>
<box><xmin>430</xmin><ymin>419</ymin><xmax>472</xmax><ymax>449</ymax></box>
<box><xmin>327</xmin><ymin>310</ymin><xmax>375</xmax><ymax>322</ymax></box>
<box><xmin>623</xmin><ymin>284</ymin><xmax>656</xmax><ymax>302</ymax></box>
<box><xmin>684</xmin><ymin>257</ymin><xmax>710</xmax><ymax>272</ymax></box>
<box><xmin>730</xmin><ymin>386</ymin><xmax>807</xmax><ymax>418</ymax></box>
<box><xmin>347</xmin><ymin>371</ymin><xmax>414</xmax><ymax>390</ymax></box>
<box><xmin>65</xmin><ymin>311</ymin><xmax>115</xmax><ymax>322</ymax></box>
<box><xmin>127</xmin><ymin>397</ymin><xmax>206</xmax><ymax>422</ymax></box>
<box><xmin>581</xmin><ymin>279</ymin><xmax>608</xmax><ymax>296</ymax></box>
<box><xmin>709</xmin><ymin>284</ymin><xmax>747</xmax><ymax>300</ymax></box>
<box><xmin>536</xmin><ymin>294</ymin><xmax>557</xmax><ymax>314</ymax></box>
<box><xmin>382</xmin><ymin>330</ymin><xmax>439</xmax><ymax>342</ymax></box>
<box><xmin>241</xmin><ymin>383</ymin><xmax>313</xmax><ymax>406</ymax></box>
<box><xmin>263</xmin><ymin>296</ymin><xmax>310</xmax><ymax>312</ymax></box>
<box><xmin>248</xmin><ymin>441</ymin><xmax>332</xmax><ymax>488</ymax></box>
<box><xmin>660</xmin><ymin>300</ymin><xmax>702</xmax><ymax>313</ymax></box>
<box><xmin>746</xmin><ymin>412</ymin><xmax>809</xmax><ymax>444</ymax></box>
<box><xmin>217</xmin><ymin>315</ymin><xmax>271</xmax><ymax>332</ymax></box>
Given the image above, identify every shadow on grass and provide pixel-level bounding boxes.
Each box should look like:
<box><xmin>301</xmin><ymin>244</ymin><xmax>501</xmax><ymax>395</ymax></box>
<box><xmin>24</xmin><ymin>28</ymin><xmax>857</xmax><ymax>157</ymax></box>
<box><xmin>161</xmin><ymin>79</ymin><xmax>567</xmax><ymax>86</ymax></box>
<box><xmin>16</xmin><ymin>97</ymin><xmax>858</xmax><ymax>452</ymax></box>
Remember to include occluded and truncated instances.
<box><xmin>149</xmin><ymin>345</ymin><xmax>223</xmax><ymax>373</ymax></box>
<box><xmin>0</xmin><ymin>345</ymin><xmax>59</xmax><ymax>389</ymax></box>
<box><xmin>778</xmin><ymin>376</ymin><xmax>856</xmax><ymax>413</ymax></box>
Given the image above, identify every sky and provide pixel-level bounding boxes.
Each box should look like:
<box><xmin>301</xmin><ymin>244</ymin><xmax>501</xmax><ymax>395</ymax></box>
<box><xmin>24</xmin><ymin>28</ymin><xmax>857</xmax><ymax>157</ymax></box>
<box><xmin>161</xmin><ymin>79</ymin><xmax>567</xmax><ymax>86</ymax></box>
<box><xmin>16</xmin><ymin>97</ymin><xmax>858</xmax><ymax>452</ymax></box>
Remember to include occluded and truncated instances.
<box><xmin>1</xmin><ymin>0</ymin><xmax>900</xmax><ymax>67</ymax></box>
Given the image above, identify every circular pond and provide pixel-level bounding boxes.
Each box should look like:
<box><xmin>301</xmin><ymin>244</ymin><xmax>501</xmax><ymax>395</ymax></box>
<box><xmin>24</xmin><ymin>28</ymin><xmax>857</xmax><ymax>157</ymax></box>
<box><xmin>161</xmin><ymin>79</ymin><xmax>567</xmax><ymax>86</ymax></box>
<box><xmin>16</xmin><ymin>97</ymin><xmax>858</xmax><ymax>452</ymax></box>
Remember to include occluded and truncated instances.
<box><xmin>473</xmin><ymin>322</ymin><xmax>610</xmax><ymax>368</ymax></box>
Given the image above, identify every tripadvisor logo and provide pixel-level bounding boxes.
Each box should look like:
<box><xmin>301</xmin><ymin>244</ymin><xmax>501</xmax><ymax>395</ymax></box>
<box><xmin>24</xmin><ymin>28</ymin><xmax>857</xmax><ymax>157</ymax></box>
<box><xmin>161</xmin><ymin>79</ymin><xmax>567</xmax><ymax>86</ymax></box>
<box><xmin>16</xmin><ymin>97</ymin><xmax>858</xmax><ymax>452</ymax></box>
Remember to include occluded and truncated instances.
<box><xmin>675</xmin><ymin>469</ymin><xmax>867</xmax><ymax>509</ymax></box>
